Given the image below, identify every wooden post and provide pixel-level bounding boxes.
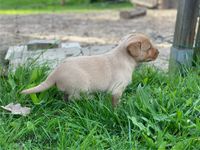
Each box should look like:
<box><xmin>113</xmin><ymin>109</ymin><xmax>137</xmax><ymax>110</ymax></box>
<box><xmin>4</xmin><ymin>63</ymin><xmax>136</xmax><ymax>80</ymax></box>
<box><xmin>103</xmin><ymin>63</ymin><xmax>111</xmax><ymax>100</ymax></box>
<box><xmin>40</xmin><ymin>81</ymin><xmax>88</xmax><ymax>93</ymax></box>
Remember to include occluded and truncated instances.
<box><xmin>169</xmin><ymin>0</ymin><xmax>199</xmax><ymax>73</ymax></box>
<box><xmin>194</xmin><ymin>2</ymin><xmax>200</xmax><ymax>63</ymax></box>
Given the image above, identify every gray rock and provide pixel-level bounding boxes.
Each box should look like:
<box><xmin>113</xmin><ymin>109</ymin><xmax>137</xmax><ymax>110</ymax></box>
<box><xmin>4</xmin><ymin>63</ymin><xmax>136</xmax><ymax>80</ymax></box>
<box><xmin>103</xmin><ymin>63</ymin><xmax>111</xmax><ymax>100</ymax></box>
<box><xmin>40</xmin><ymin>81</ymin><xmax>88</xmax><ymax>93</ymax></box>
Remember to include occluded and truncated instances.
<box><xmin>27</xmin><ymin>40</ymin><xmax>60</xmax><ymax>51</ymax></box>
<box><xmin>130</xmin><ymin>0</ymin><xmax>158</xmax><ymax>8</ymax></box>
<box><xmin>5</xmin><ymin>42</ymin><xmax>82</xmax><ymax>70</ymax></box>
<box><xmin>82</xmin><ymin>45</ymin><xmax>115</xmax><ymax>56</ymax></box>
<box><xmin>5</xmin><ymin>40</ymin><xmax>170</xmax><ymax>71</ymax></box>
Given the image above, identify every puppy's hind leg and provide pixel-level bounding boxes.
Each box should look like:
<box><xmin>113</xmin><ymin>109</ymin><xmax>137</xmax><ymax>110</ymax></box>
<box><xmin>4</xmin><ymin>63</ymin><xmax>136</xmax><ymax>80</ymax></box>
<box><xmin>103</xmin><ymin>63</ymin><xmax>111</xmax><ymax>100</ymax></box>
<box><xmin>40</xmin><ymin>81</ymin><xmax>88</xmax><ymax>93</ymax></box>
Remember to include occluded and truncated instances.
<box><xmin>63</xmin><ymin>93</ymin><xmax>80</xmax><ymax>103</ymax></box>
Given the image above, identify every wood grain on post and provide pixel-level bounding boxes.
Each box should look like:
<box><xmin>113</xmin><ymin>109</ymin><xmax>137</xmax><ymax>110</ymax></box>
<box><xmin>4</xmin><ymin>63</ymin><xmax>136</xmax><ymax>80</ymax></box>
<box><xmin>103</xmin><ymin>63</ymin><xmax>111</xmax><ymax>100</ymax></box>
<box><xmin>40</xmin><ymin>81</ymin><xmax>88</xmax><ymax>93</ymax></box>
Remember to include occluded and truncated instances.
<box><xmin>194</xmin><ymin>2</ymin><xmax>200</xmax><ymax>62</ymax></box>
<box><xmin>169</xmin><ymin>0</ymin><xmax>199</xmax><ymax>73</ymax></box>
<box><xmin>173</xmin><ymin>0</ymin><xmax>199</xmax><ymax>49</ymax></box>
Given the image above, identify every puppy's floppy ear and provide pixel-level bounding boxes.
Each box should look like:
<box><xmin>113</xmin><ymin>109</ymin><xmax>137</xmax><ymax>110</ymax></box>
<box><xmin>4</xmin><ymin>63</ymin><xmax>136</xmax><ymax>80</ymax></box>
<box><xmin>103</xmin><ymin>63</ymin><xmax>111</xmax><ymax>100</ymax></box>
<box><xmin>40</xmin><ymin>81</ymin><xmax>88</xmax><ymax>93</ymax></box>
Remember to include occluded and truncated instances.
<box><xmin>141</xmin><ymin>41</ymin><xmax>151</xmax><ymax>51</ymax></box>
<box><xmin>127</xmin><ymin>41</ymin><xmax>141</xmax><ymax>57</ymax></box>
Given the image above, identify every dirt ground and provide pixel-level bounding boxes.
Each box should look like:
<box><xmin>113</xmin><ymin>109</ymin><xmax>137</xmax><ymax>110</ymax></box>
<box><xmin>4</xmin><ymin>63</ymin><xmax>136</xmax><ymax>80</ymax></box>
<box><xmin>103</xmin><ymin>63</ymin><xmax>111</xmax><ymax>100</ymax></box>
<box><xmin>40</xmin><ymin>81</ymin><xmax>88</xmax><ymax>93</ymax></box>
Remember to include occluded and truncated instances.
<box><xmin>0</xmin><ymin>9</ymin><xmax>177</xmax><ymax>69</ymax></box>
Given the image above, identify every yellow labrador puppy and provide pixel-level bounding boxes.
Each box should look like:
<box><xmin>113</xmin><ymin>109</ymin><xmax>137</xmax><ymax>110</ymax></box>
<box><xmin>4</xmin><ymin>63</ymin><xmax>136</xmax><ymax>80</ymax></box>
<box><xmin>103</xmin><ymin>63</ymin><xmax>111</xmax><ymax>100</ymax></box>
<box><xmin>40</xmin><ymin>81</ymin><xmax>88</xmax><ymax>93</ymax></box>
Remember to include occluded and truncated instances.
<box><xmin>21</xmin><ymin>33</ymin><xmax>159</xmax><ymax>107</ymax></box>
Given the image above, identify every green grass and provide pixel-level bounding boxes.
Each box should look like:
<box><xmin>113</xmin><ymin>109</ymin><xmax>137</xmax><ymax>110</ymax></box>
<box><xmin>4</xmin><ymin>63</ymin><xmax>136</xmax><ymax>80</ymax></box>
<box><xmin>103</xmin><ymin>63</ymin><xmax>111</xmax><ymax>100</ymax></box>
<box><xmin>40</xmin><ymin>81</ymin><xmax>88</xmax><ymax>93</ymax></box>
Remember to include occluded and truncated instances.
<box><xmin>0</xmin><ymin>63</ymin><xmax>200</xmax><ymax>149</ymax></box>
<box><xmin>0</xmin><ymin>0</ymin><xmax>132</xmax><ymax>14</ymax></box>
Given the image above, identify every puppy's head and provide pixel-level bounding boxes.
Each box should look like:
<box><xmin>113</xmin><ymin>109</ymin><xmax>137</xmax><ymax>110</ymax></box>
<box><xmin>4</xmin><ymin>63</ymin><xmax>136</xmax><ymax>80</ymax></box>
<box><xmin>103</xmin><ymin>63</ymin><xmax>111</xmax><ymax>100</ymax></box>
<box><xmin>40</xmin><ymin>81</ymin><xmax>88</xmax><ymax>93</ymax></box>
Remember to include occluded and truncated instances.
<box><xmin>125</xmin><ymin>34</ymin><xmax>159</xmax><ymax>62</ymax></box>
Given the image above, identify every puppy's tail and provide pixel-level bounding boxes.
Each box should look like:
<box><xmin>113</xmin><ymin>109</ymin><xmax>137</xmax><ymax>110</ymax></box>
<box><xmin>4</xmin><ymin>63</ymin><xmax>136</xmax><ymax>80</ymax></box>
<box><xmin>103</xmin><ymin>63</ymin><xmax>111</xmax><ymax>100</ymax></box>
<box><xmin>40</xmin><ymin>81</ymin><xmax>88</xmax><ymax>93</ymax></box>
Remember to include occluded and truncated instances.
<box><xmin>21</xmin><ymin>72</ymin><xmax>55</xmax><ymax>94</ymax></box>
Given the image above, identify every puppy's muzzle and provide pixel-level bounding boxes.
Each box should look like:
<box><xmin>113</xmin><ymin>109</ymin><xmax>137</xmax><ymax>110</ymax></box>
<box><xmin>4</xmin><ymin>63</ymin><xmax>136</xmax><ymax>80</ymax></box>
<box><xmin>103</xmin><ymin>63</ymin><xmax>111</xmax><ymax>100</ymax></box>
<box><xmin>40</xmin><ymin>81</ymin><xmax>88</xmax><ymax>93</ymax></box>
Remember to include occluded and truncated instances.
<box><xmin>146</xmin><ymin>49</ymin><xmax>159</xmax><ymax>62</ymax></box>
<box><xmin>153</xmin><ymin>49</ymin><xmax>159</xmax><ymax>59</ymax></box>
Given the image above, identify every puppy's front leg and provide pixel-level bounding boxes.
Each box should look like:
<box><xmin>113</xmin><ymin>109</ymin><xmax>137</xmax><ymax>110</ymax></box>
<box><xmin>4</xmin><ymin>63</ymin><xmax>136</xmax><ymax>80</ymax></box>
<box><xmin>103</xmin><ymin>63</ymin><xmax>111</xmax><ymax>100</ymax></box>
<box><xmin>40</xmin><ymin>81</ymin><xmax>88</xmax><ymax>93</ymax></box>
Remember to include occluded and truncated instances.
<box><xmin>112</xmin><ymin>95</ymin><xmax>120</xmax><ymax>107</ymax></box>
<box><xmin>111</xmin><ymin>90</ymin><xmax>123</xmax><ymax>107</ymax></box>
<box><xmin>63</xmin><ymin>93</ymin><xmax>69</xmax><ymax>101</ymax></box>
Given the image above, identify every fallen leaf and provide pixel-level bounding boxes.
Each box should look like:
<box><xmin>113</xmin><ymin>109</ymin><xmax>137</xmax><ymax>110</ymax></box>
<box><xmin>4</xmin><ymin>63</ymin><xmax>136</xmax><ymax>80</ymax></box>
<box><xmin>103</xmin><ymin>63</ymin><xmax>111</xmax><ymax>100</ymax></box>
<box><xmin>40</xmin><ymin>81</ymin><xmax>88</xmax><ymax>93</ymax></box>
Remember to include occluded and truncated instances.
<box><xmin>1</xmin><ymin>103</ymin><xmax>31</xmax><ymax>116</ymax></box>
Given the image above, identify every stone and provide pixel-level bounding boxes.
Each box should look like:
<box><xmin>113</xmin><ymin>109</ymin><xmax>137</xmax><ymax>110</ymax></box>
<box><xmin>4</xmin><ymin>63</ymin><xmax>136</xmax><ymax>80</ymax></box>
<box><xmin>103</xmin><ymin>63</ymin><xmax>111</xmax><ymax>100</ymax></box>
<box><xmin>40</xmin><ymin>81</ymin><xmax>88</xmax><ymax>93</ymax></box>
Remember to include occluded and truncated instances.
<box><xmin>120</xmin><ymin>7</ymin><xmax>147</xmax><ymax>19</ymax></box>
<box><xmin>130</xmin><ymin>0</ymin><xmax>158</xmax><ymax>8</ymax></box>
<box><xmin>82</xmin><ymin>45</ymin><xmax>115</xmax><ymax>55</ymax></box>
<box><xmin>158</xmin><ymin>0</ymin><xmax>178</xmax><ymax>9</ymax></box>
<box><xmin>5</xmin><ymin>40</ymin><xmax>170</xmax><ymax>71</ymax></box>
<box><xmin>5</xmin><ymin>46</ymin><xmax>26</xmax><ymax>60</ymax></box>
<box><xmin>5</xmin><ymin>42</ymin><xmax>82</xmax><ymax>70</ymax></box>
<box><xmin>27</xmin><ymin>40</ymin><xmax>60</xmax><ymax>51</ymax></box>
<box><xmin>0</xmin><ymin>48</ymin><xmax>8</xmax><ymax>66</ymax></box>
<box><xmin>61</xmin><ymin>42</ymin><xmax>81</xmax><ymax>49</ymax></box>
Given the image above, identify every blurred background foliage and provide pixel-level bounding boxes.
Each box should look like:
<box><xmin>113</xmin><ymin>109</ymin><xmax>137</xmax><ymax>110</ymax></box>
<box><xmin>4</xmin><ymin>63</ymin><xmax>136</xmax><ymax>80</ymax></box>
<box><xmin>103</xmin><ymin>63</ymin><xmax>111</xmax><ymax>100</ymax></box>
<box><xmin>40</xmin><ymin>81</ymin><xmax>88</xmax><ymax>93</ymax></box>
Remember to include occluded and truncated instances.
<box><xmin>0</xmin><ymin>0</ymin><xmax>132</xmax><ymax>14</ymax></box>
<box><xmin>0</xmin><ymin>0</ymin><xmax>130</xmax><ymax>8</ymax></box>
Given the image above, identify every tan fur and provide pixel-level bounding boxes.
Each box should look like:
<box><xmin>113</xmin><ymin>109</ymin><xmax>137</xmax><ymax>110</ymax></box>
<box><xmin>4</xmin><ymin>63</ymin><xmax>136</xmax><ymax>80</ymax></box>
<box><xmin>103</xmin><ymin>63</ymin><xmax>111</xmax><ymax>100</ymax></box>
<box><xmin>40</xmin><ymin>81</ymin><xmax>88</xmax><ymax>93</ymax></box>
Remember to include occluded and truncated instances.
<box><xmin>21</xmin><ymin>33</ymin><xmax>159</xmax><ymax>107</ymax></box>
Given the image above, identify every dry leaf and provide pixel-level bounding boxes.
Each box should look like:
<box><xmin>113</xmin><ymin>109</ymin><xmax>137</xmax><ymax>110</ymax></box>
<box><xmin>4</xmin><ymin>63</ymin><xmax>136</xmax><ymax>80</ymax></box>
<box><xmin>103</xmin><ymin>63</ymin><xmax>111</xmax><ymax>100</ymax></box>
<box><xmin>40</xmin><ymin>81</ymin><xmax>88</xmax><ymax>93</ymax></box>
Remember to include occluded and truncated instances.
<box><xmin>1</xmin><ymin>103</ymin><xmax>31</xmax><ymax>116</ymax></box>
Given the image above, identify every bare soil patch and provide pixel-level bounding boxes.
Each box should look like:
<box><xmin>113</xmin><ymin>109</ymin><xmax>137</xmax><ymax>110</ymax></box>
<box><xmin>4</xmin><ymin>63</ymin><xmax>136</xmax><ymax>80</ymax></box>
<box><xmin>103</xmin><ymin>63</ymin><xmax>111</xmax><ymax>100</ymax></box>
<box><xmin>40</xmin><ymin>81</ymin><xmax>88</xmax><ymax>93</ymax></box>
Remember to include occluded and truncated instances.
<box><xmin>0</xmin><ymin>10</ymin><xmax>177</xmax><ymax>69</ymax></box>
